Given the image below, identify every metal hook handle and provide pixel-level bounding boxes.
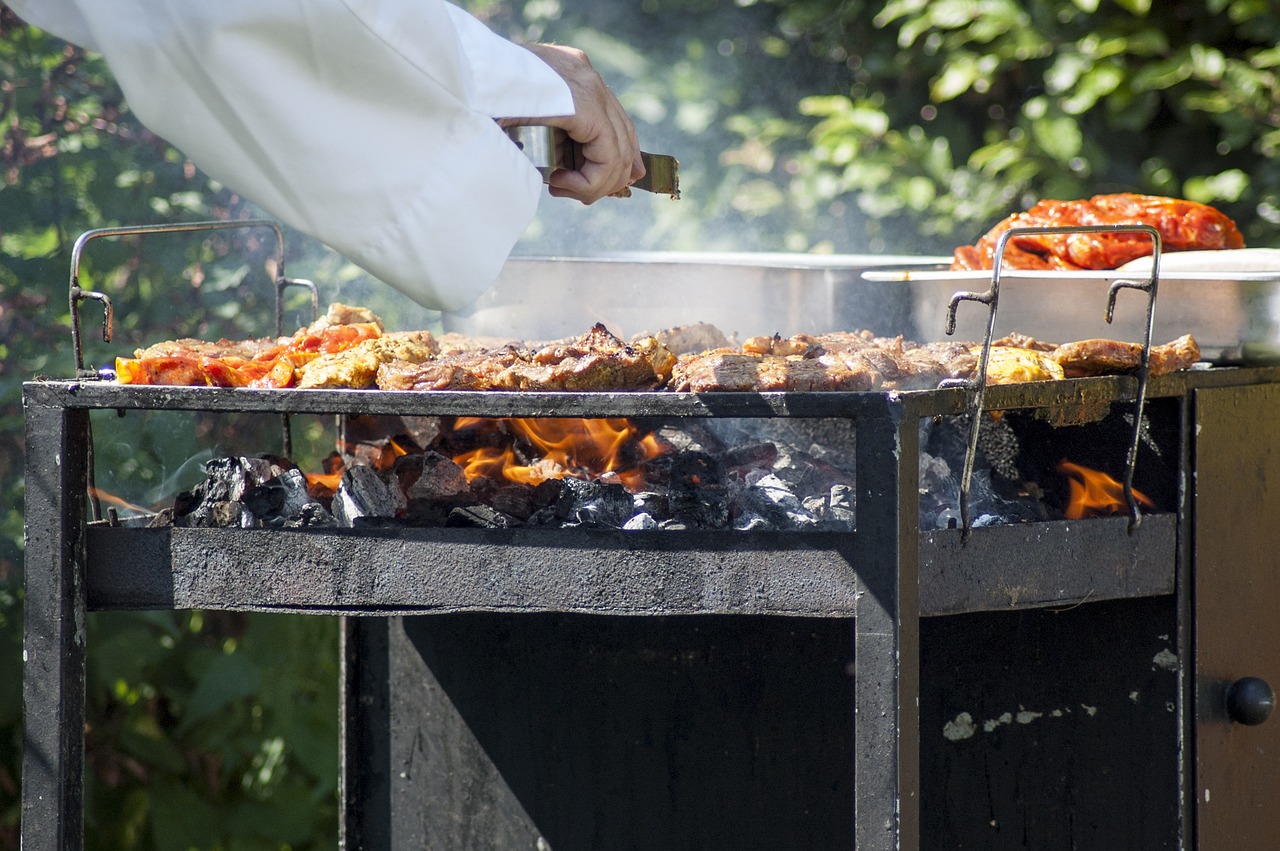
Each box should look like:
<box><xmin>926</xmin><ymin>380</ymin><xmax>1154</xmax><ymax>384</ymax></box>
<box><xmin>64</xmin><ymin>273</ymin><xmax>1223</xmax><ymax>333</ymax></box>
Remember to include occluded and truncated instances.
<box><xmin>67</xmin><ymin>219</ymin><xmax>287</xmax><ymax>375</ymax></box>
<box><xmin>941</xmin><ymin>223</ymin><xmax>1162</xmax><ymax>539</ymax></box>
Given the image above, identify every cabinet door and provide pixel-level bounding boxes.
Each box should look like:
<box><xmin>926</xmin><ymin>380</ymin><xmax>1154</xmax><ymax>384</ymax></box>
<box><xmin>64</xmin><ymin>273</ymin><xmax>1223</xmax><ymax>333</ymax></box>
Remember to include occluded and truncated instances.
<box><xmin>1194</xmin><ymin>384</ymin><xmax>1280</xmax><ymax>846</ymax></box>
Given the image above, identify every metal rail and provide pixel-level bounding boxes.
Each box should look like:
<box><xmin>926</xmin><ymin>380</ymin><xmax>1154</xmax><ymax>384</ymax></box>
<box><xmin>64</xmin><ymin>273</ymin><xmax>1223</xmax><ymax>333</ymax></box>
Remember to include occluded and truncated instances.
<box><xmin>943</xmin><ymin>224</ymin><xmax>1162</xmax><ymax>538</ymax></box>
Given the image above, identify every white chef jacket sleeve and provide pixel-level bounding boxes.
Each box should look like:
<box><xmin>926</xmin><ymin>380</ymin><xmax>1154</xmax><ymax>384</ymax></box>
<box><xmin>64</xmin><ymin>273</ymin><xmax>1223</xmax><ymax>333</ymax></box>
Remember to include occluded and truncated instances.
<box><xmin>5</xmin><ymin>0</ymin><xmax>575</xmax><ymax>311</ymax></box>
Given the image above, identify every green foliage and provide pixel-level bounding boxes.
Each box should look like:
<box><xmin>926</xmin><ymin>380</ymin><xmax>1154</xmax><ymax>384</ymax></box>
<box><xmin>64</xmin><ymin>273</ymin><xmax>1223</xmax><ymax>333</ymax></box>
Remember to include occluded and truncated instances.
<box><xmin>5</xmin><ymin>0</ymin><xmax>1280</xmax><ymax>847</ymax></box>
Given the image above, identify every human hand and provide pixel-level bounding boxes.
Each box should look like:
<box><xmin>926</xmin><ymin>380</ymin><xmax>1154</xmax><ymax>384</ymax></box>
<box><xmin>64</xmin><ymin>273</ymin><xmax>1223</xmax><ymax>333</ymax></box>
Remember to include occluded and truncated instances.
<box><xmin>501</xmin><ymin>43</ymin><xmax>644</xmax><ymax>204</ymax></box>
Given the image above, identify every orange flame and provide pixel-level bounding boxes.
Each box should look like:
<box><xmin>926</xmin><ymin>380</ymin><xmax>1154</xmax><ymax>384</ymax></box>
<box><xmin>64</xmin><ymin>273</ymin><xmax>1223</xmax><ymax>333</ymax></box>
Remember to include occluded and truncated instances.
<box><xmin>1056</xmin><ymin>460</ymin><xmax>1154</xmax><ymax>519</ymax></box>
<box><xmin>306</xmin><ymin>452</ymin><xmax>346</xmax><ymax>497</ymax></box>
<box><xmin>88</xmin><ymin>487</ymin><xmax>149</xmax><ymax>516</ymax></box>
<box><xmin>372</xmin><ymin>437</ymin><xmax>410</xmax><ymax>472</ymax></box>
<box><xmin>453</xmin><ymin>418</ymin><xmax>666</xmax><ymax>492</ymax></box>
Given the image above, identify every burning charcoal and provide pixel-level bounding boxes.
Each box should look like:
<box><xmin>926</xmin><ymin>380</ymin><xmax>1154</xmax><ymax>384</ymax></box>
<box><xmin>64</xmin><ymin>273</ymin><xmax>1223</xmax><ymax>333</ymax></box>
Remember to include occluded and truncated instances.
<box><xmin>731</xmin><ymin>473</ymin><xmax>819</xmax><ymax>531</ymax></box>
<box><xmin>489</xmin><ymin>483</ymin><xmax>541</xmax><ymax>522</ymax></box>
<box><xmin>654</xmin><ymin>422</ymin><xmax>729</xmax><ymax>456</ymax></box>
<box><xmin>636</xmin><ymin>454</ymin><xmax>673</xmax><ymax>489</ymax></box>
<box><xmin>769</xmin><ymin>450</ymin><xmax>857</xmax><ymax>502</ymax></box>
<box><xmin>243</xmin><ymin>469</ymin><xmax>335</xmax><ymax>528</ymax></box>
<box><xmin>631</xmin><ymin>491</ymin><xmax>670</xmax><ymax>523</ymax></box>
<box><xmin>529</xmin><ymin>477</ymin><xmax>636</xmax><ymax>529</ymax></box>
<box><xmin>401</xmin><ymin>451</ymin><xmax>470</xmax><ymax>501</ymax></box>
<box><xmin>332</xmin><ymin>465</ymin><xmax>407</xmax><ymax>527</ymax></box>
<box><xmin>342</xmin><ymin>415</ymin><xmax>443</xmax><ymax>467</ymax></box>
<box><xmin>799</xmin><ymin>483</ymin><xmax>856</xmax><ymax>532</ymax></box>
<box><xmin>351</xmin><ymin>516</ymin><xmax>407</xmax><ymax>530</ymax></box>
<box><xmin>667</xmin><ymin>451</ymin><xmax>730</xmax><ymax>529</ymax></box>
<box><xmin>175</xmin><ymin>498</ymin><xmax>257</xmax><ymax>529</ymax></box>
<box><xmin>146</xmin><ymin>508</ymin><xmax>174</xmax><ymax>528</ymax></box>
<box><xmin>720</xmin><ymin>442</ymin><xmax>780</xmax><ymax>480</ymax></box>
<box><xmin>279</xmin><ymin>503</ymin><xmax>337</xmax><ymax>529</ymax></box>
<box><xmin>445</xmin><ymin>504</ymin><xmax>520</xmax><ymax>529</ymax></box>
<box><xmin>826</xmin><ymin>483</ymin><xmax>855</xmax><ymax>530</ymax></box>
<box><xmin>623</xmin><ymin>513</ymin><xmax>659</xmax><ymax>530</ymax></box>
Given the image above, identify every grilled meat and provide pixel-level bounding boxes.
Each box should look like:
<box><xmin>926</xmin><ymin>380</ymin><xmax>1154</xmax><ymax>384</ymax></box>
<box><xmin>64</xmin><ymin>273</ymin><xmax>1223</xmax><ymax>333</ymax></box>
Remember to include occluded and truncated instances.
<box><xmin>952</xmin><ymin>194</ymin><xmax>1245</xmax><ymax>271</ymax></box>
<box><xmin>670</xmin><ymin>332</ymin><xmax>979</xmax><ymax>392</ymax></box>
<box><xmin>115</xmin><ymin>303</ymin><xmax>1204</xmax><ymax>392</ymax></box>
<box><xmin>980</xmin><ymin>347</ymin><xmax>1066</xmax><ymax>384</ymax></box>
<box><xmin>376</xmin><ymin>324</ymin><xmax>675</xmax><ymax>392</ymax></box>
<box><xmin>296</xmin><ymin>331</ymin><xmax>438</xmax><ymax>389</ymax></box>
<box><xmin>642</xmin><ymin>322</ymin><xmax>736</xmax><ymax>355</ymax></box>
<box><xmin>117</xmin><ymin>303</ymin><xmax>383</xmax><ymax>387</ymax></box>
<box><xmin>1051</xmin><ymin>334</ymin><xmax>1201</xmax><ymax>378</ymax></box>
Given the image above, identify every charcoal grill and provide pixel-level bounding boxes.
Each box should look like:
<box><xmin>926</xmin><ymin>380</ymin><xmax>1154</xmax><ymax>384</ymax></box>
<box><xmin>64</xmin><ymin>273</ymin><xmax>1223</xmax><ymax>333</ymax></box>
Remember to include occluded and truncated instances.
<box><xmin>21</xmin><ymin>222</ymin><xmax>1280</xmax><ymax>850</ymax></box>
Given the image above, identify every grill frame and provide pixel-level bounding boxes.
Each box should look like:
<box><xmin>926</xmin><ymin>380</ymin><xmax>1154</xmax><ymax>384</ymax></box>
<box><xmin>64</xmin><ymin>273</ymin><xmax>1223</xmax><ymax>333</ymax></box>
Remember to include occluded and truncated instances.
<box><xmin>22</xmin><ymin>364</ymin><xmax>1280</xmax><ymax>849</ymax></box>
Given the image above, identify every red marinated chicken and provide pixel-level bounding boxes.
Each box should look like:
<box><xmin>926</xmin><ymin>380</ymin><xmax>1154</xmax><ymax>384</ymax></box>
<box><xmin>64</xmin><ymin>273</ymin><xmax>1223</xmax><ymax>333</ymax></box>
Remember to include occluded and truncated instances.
<box><xmin>951</xmin><ymin>193</ymin><xmax>1245</xmax><ymax>271</ymax></box>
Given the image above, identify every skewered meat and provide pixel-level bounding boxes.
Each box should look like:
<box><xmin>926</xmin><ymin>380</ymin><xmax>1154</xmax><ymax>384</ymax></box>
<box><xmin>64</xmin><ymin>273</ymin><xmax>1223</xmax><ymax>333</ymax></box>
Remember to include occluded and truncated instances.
<box><xmin>376</xmin><ymin>324</ymin><xmax>676</xmax><ymax>392</ymax></box>
<box><xmin>951</xmin><ymin>194</ymin><xmax>1245</xmax><ymax>271</ymax></box>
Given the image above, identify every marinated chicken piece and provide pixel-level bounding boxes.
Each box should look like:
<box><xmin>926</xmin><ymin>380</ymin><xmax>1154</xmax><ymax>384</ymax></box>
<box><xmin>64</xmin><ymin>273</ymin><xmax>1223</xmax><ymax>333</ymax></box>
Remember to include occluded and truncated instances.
<box><xmin>117</xmin><ymin>303</ymin><xmax>384</xmax><ymax>386</ymax></box>
<box><xmin>133</xmin><ymin>336</ymin><xmax>280</xmax><ymax>360</ymax></box>
<box><xmin>1050</xmin><ymin>334</ymin><xmax>1200</xmax><ymax>378</ymax></box>
<box><xmin>377</xmin><ymin>348</ymin><xmax>525</xmax><ymax>391</ymax></box>
<box><xmin>979</xmin><ymin>347</ymin><xmax>1066</xmax><ymax>384</ymax></box>
<box><xmin>296</xmin><ymin>331</ymin><xmax>438</xmax><ymax>389</ymax></box>
<box><xmin>952</xmin><ymin>194</ymin><xmax>1245</xmax><ymax>271</ymax></box>
<box><xmin>993</xmin><ymin>332</ymin><xmax>1056</xmax><ymax>353</ymax></box>
<box><xmin>376</xmin><ymin>324</ymin><xmax>675</xmax><ymax>392</ymax></box>
<box><xmin>642</xmin><ymin>322</ymin><xmax>735</xmax><ymax>355</ymax></box>
<box><xmin>669</xmin><ymin>351</ymin><xmax>878</xmax><ymax>392</ymax></box>
<box><xmin>307</xmin><ymin>302</ymin><xmax>384</xmax><ymax>332</ymax></box>
<box><xmin>434</xmin><ymin>332</ymin><xmax>524</xmax><ymax>355</ymax></box>
<box><xmin>741</xmin><ymin>333</ymin><xmax>821</xmax><ymax>357</ymax></box>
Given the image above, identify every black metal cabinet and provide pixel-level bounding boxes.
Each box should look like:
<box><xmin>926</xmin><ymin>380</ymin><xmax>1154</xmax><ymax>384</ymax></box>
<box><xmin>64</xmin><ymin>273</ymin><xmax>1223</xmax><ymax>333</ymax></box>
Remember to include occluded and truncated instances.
<box><xmin>21</xmin><ymin>371</ymin><xmax>1280</xmax><ymax>850</ymax></box>
<box><xmin>1193</xmin><ymin>384</ymin><xmax>1280</xmax><ymax>847</ymax></box>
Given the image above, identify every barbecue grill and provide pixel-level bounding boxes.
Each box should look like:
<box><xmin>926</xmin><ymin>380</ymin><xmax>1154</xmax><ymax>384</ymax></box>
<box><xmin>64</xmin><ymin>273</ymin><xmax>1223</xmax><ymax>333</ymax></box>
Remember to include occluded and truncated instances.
<box><xmin>22</xmin><ymin>222</ymin><xmax>1280</xmax><ymax>849</ymax></box>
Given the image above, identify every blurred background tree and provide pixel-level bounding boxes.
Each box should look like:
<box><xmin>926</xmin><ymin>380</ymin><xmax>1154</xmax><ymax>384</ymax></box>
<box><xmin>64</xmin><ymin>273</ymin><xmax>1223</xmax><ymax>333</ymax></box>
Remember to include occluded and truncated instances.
<box><xmin>2</xmin><ymin>0</ymin><xmax>1278</xmax><ymax>846</ymax></box>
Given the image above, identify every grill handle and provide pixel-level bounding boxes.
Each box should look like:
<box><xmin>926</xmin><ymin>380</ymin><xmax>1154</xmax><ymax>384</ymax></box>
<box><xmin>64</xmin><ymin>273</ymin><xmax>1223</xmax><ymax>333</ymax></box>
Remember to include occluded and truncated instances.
<box><xmin>942</xmin><ymin>223</ymin><xmax>1162</xmax><ymax>539</ymax></box>
<box><xmin>67</xmin><ymin>218</ymin><xmax>292</xmax><ymax>376</ymax></box>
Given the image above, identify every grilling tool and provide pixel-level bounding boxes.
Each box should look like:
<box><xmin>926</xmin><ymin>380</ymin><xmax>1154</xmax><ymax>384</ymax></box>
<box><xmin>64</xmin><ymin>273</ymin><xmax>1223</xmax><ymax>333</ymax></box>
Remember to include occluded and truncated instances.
<box><xmin>505</xmin><ymin>124</ymin><xmax>681</xmax><ymax>199</ymax></box>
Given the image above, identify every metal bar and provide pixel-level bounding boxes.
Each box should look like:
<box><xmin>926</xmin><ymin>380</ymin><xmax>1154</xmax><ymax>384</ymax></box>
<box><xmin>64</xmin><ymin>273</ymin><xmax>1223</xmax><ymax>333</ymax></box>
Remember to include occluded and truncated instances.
<box><xmin>66</xmin><ymin>219</ymin><xmax>286</xmax><ymax>375</ymax></box>
<box><xmin>1102</xmin><ymin>226</ymin><xmax>1162</xmax><ymax>530</ymax></box>
<box><xmin>28</xmin><ymin>367</ymin><xmax>1280</xmax><ymax>420</ymax></box>
<box><xmin>339</xmin><ymin>617</ymin><xmax>392</xmax><ymax>850</ymax></box>
<box><xmin>1174</xmin><ymin>394</ymin><xmax>1196</xmax><ymax>847</ymax></box>
<box><xmin>852</xmin><ymin>396</ymin><xmax>921</xmax><ymax>850</ymax></box>
<box><xmin>82</xmin><ymin>518</ymin><xmax>1179</xmax><ymax>617</ymax></box>
<box><xmin>21</xmin><ymin>399</ymin><xmax>90</xmax><ymax>851</ymax></box>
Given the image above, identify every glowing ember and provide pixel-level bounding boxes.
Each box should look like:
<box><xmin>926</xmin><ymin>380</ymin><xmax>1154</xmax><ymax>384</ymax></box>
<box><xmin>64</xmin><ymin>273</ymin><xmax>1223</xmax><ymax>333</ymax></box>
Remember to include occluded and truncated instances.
<box><xmin>306</xmin><ymin>453</ymin><xmax>346</xmax><ymax>497</ymax></box>
<box><xmin>451</xmin><ymin>417</ymin><xmax>666</xmax><ymax>492</ymax></box>
<box><xmin>1056</xmin><ymin>460</ymin><xmax>1154</xmax><ymax>519</ymax></box>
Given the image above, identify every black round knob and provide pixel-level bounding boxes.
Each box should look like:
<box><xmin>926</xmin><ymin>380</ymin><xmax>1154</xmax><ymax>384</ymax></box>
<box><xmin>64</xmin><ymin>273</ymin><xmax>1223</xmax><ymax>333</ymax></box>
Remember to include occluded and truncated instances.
<box><xmin>1226</xmin><ymin>676</ymin><xmax>1275</xmax><ymax>726</ymax></box>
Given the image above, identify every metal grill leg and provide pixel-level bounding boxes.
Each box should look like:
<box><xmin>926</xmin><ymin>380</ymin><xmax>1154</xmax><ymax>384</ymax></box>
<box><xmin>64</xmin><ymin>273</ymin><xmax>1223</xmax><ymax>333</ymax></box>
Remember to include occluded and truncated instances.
<box><xmin>21</xmin><ymin>402</ymin><xmax>89</xmax><ymax>851</ymax></box>
<box><xmin>853</xmin><ymin>405</ymin><xmax>921</xmax><ymax>850</ymax></box>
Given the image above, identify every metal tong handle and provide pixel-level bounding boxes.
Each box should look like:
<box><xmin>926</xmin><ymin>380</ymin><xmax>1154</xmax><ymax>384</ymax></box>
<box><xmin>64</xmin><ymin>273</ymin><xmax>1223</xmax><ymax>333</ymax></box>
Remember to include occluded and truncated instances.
<box><xmin>942</xmin><ymin>223</ymin><xmax>1162</xmax><ymax>540</ymax></box>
